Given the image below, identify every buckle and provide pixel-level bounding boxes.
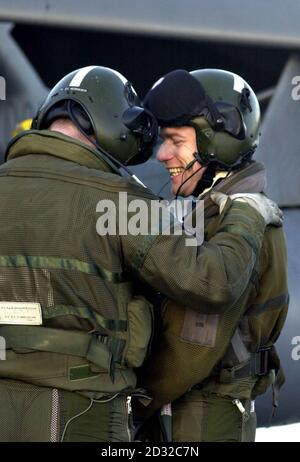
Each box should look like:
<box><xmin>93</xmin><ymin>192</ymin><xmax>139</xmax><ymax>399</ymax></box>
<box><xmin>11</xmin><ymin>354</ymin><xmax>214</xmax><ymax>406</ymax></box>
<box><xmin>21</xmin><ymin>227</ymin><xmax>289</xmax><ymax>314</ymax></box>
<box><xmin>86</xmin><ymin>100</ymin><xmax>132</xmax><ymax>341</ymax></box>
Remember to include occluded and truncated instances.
<box><xmin>256</xmin><ymin>346</ymin><xmax>273</xmax><ymax>376</ymax></box>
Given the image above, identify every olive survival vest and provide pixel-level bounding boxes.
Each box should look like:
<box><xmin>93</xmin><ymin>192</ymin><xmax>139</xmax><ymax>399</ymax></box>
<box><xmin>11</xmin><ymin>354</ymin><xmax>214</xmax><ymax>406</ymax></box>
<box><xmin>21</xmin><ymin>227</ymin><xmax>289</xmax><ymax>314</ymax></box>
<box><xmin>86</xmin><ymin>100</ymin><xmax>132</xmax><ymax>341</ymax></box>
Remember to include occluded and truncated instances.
<box><xmin>138</xmin><ymin>173</ymin><xmax>289</xmax><ymax>416</ymax></box>
<box><xmin>0</xmin><ymin>134</ymin><xmax>155</xmax><ymax>395</ymax></box>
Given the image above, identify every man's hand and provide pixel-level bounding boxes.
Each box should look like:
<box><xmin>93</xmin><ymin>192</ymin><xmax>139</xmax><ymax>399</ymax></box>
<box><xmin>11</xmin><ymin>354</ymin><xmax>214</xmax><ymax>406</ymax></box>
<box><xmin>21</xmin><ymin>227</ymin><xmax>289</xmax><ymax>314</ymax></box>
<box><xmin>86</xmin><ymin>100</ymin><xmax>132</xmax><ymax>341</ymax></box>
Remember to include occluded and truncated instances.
<box><xmin>210</xmin><ymin>191</ymin><xmax>283</xmax><ymax>226</ymax></box>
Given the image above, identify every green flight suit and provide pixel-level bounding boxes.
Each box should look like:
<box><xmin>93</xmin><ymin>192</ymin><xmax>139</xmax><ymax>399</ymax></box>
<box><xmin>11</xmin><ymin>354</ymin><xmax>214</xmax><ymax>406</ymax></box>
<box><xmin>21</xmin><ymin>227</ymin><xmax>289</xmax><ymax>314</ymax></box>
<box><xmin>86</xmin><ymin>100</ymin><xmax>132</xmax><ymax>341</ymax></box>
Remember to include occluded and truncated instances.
<box><xmin>137</xmin><ymin>162</ymin><xmax>288</xmax><ymax>442</ymax></box>
<box><xmin>0</xmin><ymin>131</ymin><xmax>268</xmax><ymax>441</ymax></box>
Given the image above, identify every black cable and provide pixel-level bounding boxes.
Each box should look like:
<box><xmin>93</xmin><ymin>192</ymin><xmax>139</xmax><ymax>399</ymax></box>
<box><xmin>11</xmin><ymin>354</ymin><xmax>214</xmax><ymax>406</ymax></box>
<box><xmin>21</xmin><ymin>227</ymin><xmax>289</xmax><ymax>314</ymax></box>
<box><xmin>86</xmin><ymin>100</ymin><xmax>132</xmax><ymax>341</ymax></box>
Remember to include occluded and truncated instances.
<box><xmin>175</xmin><ymin>166</ymin><xmax>203</xmax><ymax>199</ymax></box>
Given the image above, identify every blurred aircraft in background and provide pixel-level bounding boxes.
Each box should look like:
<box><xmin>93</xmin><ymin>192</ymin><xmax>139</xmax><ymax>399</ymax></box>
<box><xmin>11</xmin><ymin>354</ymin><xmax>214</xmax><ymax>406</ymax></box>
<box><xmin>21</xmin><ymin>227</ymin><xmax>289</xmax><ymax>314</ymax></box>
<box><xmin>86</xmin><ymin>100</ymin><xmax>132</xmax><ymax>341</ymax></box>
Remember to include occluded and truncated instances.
<box><xmin>0</xmin><ymin>1</ymin><xmax>300</xmax><ymax>438</ymax></box>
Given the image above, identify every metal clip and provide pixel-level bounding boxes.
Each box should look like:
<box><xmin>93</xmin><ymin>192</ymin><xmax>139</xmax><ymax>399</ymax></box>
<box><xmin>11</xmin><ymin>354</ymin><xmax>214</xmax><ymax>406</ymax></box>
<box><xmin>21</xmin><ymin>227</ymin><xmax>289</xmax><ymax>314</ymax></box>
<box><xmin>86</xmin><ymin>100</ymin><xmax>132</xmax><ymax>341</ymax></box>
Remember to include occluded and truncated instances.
<box><xmin>232</xmin><ymin>399</ymin><xmax>249</xmax><ymax>421</ymax></box>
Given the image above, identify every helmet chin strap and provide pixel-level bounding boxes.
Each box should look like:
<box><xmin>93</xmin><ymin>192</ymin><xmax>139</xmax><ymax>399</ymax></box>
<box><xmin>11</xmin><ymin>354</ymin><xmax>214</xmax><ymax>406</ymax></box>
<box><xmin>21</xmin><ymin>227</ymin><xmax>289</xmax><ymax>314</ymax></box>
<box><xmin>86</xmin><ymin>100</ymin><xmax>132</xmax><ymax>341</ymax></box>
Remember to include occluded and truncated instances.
<box><xmin>174</xmin><ymin>150</ymin><xmax>203</xmax><ymax>199</ymax></box>
<box><xmin>175</xmin><ymin>164</ymin><xmax>203</xmax><ymax>199</ymax></box>
<box><xmin>174</xmin><ymin>154</ymin><xmax>221</xmax><ymax>199</ymax></box>
<box><xmin>174</xmin><ymin>145</ymin><xmax>216</xmax><ymax>199</ymax></box>
<box><xmin>191</xmin><ymin>162</ymin><xmax>217</xmax><ymax>197</ymax></box>
<box><xmin>92</xmin><ymin>139</ymin><xmax>147</xmax><ymax>188</ymax></box>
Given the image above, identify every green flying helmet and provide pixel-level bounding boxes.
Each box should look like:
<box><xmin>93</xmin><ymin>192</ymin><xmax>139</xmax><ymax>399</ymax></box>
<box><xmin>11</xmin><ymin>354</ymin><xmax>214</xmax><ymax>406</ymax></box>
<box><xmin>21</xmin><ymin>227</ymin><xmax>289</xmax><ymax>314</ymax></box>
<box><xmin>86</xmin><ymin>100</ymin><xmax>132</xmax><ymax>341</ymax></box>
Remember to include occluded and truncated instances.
<box><xmin>32</xmin><ymin>66</ymin><xmax>157</xmax><ymax>165</ymax></box>
<box><xmin>189</xmin><ymin>69</ymin><xmax>261</xmax><ymax>169</ymax></box>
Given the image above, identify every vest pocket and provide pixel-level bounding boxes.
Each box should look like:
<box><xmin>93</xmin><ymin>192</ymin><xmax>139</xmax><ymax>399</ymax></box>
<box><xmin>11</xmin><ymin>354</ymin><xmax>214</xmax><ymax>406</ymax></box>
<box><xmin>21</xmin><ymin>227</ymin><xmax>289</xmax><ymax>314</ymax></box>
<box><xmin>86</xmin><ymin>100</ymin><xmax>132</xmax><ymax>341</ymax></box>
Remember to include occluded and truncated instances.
<box><xmin>125</xmin><ymin>296</ymin><xmax>153</xmax><ymax>368</ymax></box>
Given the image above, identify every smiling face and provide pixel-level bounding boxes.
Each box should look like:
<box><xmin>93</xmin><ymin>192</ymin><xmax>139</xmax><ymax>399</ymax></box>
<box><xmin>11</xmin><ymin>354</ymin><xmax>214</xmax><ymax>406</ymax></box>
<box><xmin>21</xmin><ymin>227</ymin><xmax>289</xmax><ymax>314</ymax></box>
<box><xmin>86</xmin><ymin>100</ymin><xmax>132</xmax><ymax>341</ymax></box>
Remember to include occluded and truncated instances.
<box><xmin>157</xmin><ymin>126</ymin><xmax>206</xmax><ymax>196</ymax></box>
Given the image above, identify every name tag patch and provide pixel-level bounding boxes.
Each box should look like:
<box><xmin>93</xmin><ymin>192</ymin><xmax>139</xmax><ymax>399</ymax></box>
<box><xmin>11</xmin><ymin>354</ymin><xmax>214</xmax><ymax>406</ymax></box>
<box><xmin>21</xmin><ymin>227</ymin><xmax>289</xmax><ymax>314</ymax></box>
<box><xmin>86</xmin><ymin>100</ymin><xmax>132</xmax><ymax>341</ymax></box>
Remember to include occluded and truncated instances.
<box><xmin>0</xmin><ymin>302</ymin><xmax>42</xmax><ymax>325</ymax></box>
<box><xmin>181</xmin><ymin>308</ymin><xmax>219</xmax><ymax>348</ymax></box>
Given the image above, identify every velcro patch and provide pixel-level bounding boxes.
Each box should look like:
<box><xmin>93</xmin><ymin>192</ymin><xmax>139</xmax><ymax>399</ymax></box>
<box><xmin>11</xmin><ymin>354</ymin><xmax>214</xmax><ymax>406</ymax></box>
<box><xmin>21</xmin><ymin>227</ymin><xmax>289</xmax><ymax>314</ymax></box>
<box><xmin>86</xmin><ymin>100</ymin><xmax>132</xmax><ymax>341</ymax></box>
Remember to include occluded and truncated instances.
<box><xmin>181</xmin><ymin>308</ymin><xmax>219</xmax><ymax>347</ymax></box>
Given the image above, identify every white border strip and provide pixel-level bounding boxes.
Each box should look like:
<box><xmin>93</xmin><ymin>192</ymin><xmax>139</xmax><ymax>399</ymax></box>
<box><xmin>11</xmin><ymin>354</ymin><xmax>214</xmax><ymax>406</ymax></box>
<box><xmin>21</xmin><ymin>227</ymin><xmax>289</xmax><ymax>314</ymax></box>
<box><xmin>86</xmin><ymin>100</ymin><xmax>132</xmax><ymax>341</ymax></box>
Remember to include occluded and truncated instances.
<box><xmin>69</xmin><ymin>66</ymin><xmax>97</xmax><ymax>87</ymax></box>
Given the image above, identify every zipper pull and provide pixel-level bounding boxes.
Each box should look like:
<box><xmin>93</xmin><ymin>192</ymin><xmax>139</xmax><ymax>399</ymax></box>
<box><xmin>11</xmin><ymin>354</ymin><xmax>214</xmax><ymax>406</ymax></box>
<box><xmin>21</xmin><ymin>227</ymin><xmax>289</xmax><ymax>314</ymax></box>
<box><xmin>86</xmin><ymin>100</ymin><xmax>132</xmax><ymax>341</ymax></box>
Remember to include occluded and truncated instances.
<box><xmin>126</xmin><ymin>395</ymin><xmax>132</xmax><ymax>415</ymax></box>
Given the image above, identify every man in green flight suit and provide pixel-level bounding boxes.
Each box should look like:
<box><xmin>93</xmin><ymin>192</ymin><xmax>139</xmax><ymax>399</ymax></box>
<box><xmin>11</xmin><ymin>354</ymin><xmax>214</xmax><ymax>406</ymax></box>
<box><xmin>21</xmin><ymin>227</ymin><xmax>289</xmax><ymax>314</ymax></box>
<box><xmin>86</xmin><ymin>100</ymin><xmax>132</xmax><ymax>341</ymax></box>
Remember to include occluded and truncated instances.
<box><xmin>138</xmin><ymin>69</ymin><xmax>289</xmax><ymax>442</ymax></box>
<box><xmin>0</xmin><ymin>66</ymin><xmax>282</xmax><ymax>442</ymax></box>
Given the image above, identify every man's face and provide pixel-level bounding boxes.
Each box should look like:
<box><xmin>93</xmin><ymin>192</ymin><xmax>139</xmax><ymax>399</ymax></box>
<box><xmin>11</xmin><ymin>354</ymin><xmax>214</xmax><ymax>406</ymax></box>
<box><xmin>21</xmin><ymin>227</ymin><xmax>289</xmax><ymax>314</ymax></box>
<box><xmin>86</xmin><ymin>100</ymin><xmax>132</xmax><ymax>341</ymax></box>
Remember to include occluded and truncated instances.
<box><xmin>157</xmin><ymin>126</ymin><xmax>206</xmax><ymax>196</ymax></box>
